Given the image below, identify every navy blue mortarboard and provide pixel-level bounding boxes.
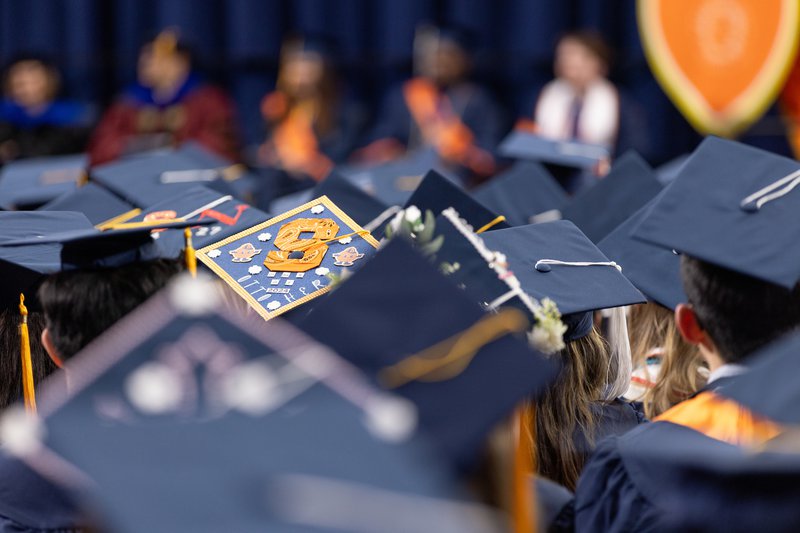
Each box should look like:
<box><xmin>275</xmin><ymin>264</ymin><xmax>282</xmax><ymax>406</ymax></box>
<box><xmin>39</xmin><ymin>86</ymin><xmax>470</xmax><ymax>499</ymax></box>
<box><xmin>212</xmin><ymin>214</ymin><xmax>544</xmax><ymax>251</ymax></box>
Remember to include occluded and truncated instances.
<box><xmin>91</xmin><ymin>143</ymin><xmax>255</xmax><ymax>208</ymax></box>
<box><xmin>0</xmin><ymin>154</ymin><xmax>87</xmax><ymax>210</ymax></box>
<box><xmin>473</xmin><ymin>161</ymin><xmax>568</xmax><ymax>226</ymax></box>
<box><xmin>12</xmin><ymin>277</ymin><xmax>498</xmax><ymax>533</ymax></box>
<box><xmin>197</xmin><ymin>196</ymin><xmax>379</xmax><ymax>321</ymax></box>
<box><xmin>716</xmin><ymin>330</ymin><xmax>800</xmax><ymax>425</ymax></box>
<box><xmin>597</xmin><ymin>193</ymin><xmax>685</xmax><ymax>310</ymax></box>
<box><xmin>498</xmin><ymin>131</ymin><xmax>609</xmax><ymax>170</ymax></box>
<box><xmin>561</xmin><ymin>151</ymin><xmax>663</xmax><ymax>243</ymax></box>
<box><xmin>655</xmin><ymin>153</ymin><xmax>691</xmax><ymax>185</ymax></box>
<box><xmin>633</xmin><ymin>137</ymin><xmax>800</xmax><ymax>289</ymax></box>
<box><xmin>300</xmin><ymin>238</ymin><xmax>559</xmax><ymax>469</ymax></box>
<box><xmin>0</xmin><ymin>211</ymin><xmax>94</xmax><ymax>309</ymax></box>
<box><xmin>119</xmin><ymin>186</ymin><xmax>270</xmax><ymax>259</ymax></box>
<box><xmin>403</xmin><ymin>170</ymin><xmax>509</xmax><ymax>232</ymax></box>
<box><xmin>39</xmin><ymin>183</ymin><xmax>137</xmax><ymax>227</ymax></box>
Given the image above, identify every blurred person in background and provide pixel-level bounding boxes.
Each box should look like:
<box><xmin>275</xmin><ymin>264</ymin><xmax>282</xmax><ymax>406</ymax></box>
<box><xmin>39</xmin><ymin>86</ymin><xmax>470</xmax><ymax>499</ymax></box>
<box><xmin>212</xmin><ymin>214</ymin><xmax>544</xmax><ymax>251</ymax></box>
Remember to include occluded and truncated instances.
<box><xmin>0</xmin><ymin>55</ymin><xmax>93</xmax><ymax>163</ymax></box>
<box><xmin>356</xmin><ymin>25</ymin><xmax>503</xmax><ymax>184</ymax></box>
<box><xmin>88</xmin><ymin>29</ymin><xmax>241</xmax><ymax>166</ymax></box>
<box><xmin>257</xmin><ymin>35</ymin><xmax>365</xmax><ymax>193</ymax></box>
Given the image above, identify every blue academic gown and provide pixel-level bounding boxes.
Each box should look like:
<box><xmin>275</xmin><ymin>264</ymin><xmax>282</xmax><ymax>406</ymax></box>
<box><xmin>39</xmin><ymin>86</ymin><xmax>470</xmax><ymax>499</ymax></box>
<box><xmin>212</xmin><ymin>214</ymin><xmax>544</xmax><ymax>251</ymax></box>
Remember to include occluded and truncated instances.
<box><xmin>0</xmin><ymin>454</ymin><xmax>85</xmax><ymax>532</ymax></box>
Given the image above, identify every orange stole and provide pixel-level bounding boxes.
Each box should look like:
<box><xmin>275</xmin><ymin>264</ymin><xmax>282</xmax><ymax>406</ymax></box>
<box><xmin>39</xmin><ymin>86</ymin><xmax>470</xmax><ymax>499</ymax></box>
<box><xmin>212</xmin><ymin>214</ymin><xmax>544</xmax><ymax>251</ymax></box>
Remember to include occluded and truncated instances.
<box><xmin>655</xmin><ymin>391</ymin><xmax>782</xmax><ymax>447</ymax></box>
<box><xmin>263</xmin><ymin>92</ymin><xmax>333</xmax><ymax>181</ymax></box>
<box><xmin>403</xmin><ymin>78</ymin><xmax>494</xmax><ymax>176</ymax></box>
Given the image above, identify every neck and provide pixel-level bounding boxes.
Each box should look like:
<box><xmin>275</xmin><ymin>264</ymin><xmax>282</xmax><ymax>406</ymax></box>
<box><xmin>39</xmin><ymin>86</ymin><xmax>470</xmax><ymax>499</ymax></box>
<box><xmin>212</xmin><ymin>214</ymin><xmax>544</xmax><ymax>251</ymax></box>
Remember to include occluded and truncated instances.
<box><xmin>700</xmin><ymin>346</ymin><xmax>726</xmax><ymax>374</ymax></box>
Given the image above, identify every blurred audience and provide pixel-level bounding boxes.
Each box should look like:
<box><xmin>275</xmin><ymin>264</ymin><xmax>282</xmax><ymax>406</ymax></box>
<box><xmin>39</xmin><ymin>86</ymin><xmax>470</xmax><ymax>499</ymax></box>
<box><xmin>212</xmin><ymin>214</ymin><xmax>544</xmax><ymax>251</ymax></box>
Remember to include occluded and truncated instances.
<box><xmin>88</xmin><ymin>29</ymin><xmax>241</xmax><ymax>166</ymax></box>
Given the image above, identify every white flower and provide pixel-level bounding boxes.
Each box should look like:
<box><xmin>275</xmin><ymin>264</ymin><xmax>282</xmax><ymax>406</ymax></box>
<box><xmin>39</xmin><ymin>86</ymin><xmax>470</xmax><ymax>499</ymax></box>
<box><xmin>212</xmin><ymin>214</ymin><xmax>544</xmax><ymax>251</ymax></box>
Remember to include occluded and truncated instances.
<box><xmin>125</xmin><ymin>362</ymin><xmax>184</xmax><ymax>415</ymax></box>
<box><xmin>257</xmin><ymin>233</ymin><xmax>272</xmax><ymax>242</ymax></box>
<box><xmin>169</xmin><ymin>273</ymin><xmax>219</xmax><ymax>316</ymax></box>
<box><xmin>310</xmin><ymin>205</ymin><xmax>325</xmax><ymax>214</ymax></box>
<box><xmin>221</xmin><ymin>361</ymin><xmax>279</xmax><ymax>416</ymax></box>
<box><xmin>248</xmin><ymin>265</ymin><xmax>263</xmax><ymax>275</ymax></box>
<box><xmin>404</xmin><ymin>205</ymin><xmax>422</xmax><ymax>223</ymax></box>
<box><xmin>315</xmin><ymin>267</ymin><xmax>330</xmax><ymax>276</ymax></box>
<box><xmin>528</xmin><ymin>324</ymin><xmax>566</xmax><ymax>354</ymax></box>
<box><xmin>207</xmin><ymin>249</ymin><xmax>222</xmax><ymax>258</ymax></box>
<box><xmin>363</xmin><ymin>395</ymin><xmax>417</xmax><ymax>443</ymax></box>
<box><xmin>0</xmin><ymin>406</ymin><xmax>45</xmax><ymax>457</ymax></box>
<box><xmin>387</xmin><ymin>210</ymin><xmax>405</xmax><ymax>233</ymax></box>
<box><xmin>266</xmin><ymin>300</ymin><xmax>281</xmax><ymax>311</ymax></box>
<box><xmin>338</xmin><ymin>236</ymin><xmax>352</xmax><ymax>244</ymax></box>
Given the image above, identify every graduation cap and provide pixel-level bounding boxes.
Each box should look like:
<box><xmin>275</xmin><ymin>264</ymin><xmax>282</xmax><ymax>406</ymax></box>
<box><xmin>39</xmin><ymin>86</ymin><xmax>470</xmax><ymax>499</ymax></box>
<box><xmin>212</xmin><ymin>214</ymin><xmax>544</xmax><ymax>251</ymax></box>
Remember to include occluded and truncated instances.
<box><xmin>473</xmin><ymin>161</ymin><xmax>568</xmax><ymax>226</ymax></box>
<box><xmin>577</xmin><ymin>420</ymin><xmax>800</xmax><ymax>531</ymax></box>
<box><xmin>561</xmin><ymin>151</ymin><xmax>663</xmax><ymax>243</ymax></box>
<box><xmin>91</xmin><ymin>143</ymin><xmax>255</xmax><ymax>208</ymax></box>
<box><xmin>403</xmin><ymin>170</ymin><xmax>508</xmax><ymax>233</ymax></box>
<box><xmin>197</xmin><ymin>196</ymin><xmax>379</xmax><ymax>321</ymax></box>
<box><xmin>498</xmin><ymin>131</ymin><xmax>609</xmax><ymax>170</ymax></box>
<box><xmin>633</xmin><ymin>137</ymin><xmax>800</xmax><ymax>289</ymax></box>
<box><xmin>715</xmin><ymin>330</ymin><xmax>800</xmax><ymax>426</ymax></box>
<box><xmin>10</xmin><ymin>276</ymin><xmax>499</xmax><ymax>533</ymax></box>
<box><xmin>597</xmin><ymin>193</ymin><xmax>686</xmax><ymax>310</ymax></box>
<box><xmin>0</xmin><ymin>154</ymin><xmax>87</xmax><ymax>210</ymax></box>
<box><xmin>39</xmin><ymin>183</ymin><xmax>137</xmax><ymax>227</ymax></box>
<box><xmin>117</xmin><ymin>186</ymin><xmax>271</xmax><ymax>259</ymax></box>
<box><xmin>299</xmin><ymin>238</ymin><xmax>560</xmax><ymax>469</ymax></box>
<box><xmin>655</xmin><ymin>153</ymin><xmax>691</xmax><ymax>185</ymax></box>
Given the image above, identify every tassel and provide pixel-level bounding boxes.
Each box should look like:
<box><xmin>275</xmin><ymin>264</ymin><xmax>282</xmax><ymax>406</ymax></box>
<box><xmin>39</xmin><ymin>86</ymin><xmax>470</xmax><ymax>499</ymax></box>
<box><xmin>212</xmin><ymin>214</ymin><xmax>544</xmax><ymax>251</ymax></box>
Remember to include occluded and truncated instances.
<box><xmin>512</xmin><ymin>404</ymin><xmax>536</xmax><ymax>533</ymax></box>
<box><xmin>184</xmin><ymin>228</ymin><xmax>197</xmax><ymax>278</ymax></box>
<box><xmin>18</xmin><ymin>294</ymin><xmax>37</xmax><ymax>414</ymax></box>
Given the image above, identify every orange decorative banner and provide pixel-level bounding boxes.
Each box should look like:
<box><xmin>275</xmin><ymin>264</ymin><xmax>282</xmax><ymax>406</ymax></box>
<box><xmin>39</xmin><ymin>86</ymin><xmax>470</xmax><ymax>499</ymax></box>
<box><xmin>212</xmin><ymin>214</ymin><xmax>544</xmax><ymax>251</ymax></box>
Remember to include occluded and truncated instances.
<box><xmin>638</xmin><ymin>0</ymin><xmax>800</xmax><ymax>136</ymax></box>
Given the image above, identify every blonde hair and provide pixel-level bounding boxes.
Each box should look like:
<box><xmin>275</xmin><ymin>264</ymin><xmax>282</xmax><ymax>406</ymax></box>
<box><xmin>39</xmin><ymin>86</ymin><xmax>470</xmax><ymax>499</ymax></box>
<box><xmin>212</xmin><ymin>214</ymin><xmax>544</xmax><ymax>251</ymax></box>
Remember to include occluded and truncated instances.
<box><xmin>628</xmin><ymin>302</ymin><xmax>707</xmax><ymax>418</ymax></box>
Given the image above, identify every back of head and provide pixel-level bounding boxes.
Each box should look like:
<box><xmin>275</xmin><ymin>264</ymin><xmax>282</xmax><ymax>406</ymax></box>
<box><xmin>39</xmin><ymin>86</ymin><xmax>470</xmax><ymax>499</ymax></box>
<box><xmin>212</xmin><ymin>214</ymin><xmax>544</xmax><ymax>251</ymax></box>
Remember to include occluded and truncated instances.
<box><xmin>0</xmin><ymin>309</ymin><xmax>55</xmax><ymax>409</ymax></box>
<box><xmin>38</xmin><ymin>259</ymin><xmax>182</xmax><ymax>361</ymax></box>
<box><xmin>681</xmin><ymin>255</ymin><xmax>800</xmax><ymax>363</ymax></box>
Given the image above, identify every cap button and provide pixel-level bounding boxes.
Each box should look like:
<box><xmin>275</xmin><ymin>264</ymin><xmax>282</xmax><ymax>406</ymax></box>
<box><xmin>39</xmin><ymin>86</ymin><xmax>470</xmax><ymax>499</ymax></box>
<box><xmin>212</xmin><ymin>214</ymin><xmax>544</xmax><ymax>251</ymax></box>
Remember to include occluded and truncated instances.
<box><xmin>535</xmin><ymin>263</ymin><xmax>551</xmax><ymax>273</ymax></box>
<box><xmin>740</xmin><ymin>200</ymin><xmax>759</xmax><ymax>213</ymax></box>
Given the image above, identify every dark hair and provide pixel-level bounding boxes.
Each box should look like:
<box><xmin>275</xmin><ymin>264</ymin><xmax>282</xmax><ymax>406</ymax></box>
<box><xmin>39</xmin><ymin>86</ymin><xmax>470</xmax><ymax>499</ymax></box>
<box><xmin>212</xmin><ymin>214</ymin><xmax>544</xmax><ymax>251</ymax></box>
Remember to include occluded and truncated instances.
<box><xmin>38</xmin><ymin>259</ymin><xmax>182</xmax><ymax>361</ymax></box>
<box><xmin>558</xmin><ymin>30</ymin><xmax>613</xmax><ymax>69</ymax></box>
<box><xmin>0</xmin><ymin>309</ymin><xmax>58</xmax><ymax>410</ymax></box>
<box><xmin>681</xmin><ymin>255</ymin><xmax>800</xmax><ymax>363</ymax></box>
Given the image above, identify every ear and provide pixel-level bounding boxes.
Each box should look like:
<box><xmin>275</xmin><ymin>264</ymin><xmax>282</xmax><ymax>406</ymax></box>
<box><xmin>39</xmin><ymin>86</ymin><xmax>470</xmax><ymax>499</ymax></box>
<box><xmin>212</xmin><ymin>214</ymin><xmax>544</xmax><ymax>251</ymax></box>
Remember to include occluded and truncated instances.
<box><xmin>675</xmin><ymin>303</ymin><xmax>708</xmax><ymax>347</ymax></box>
<box><xmin>41</xmin><ymin>328</ymin><xmax>63</xmax><ymax>368</ymax></box>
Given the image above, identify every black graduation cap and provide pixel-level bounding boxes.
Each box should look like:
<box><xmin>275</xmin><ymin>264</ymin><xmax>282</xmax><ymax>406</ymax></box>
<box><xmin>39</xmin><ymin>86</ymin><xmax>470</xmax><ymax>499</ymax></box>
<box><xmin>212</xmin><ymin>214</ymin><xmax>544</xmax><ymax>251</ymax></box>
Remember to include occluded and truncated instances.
<box><xmin>0</xmin><ymin>211</ymin><xmax>95</xmax><ymax>309</ymax></box>
<box><xmin>403</xmin><ymin>170</ymin><xmax>509</xmax><ymax>232</ymax></box>
<box><xmin>121</xmin><ymin>185</ymin><xmax>271</xmax><ymax>259</ymax></box>
<box><xmin>633</xmin><ymin>137</ymin><xmax>800</xmax><ymax>289</ymax></box>
<box><xmin>11</xmin><ymin>276</ymin><xmax>498</xmax><ymax>533</ymax></box>
<box><xmin>498</xmin><ymin>131</ymin><xmax>609</xmax><ymax>170</ymax></box>
<box><xmin>312</xmin><ymin>172</ymin><xmax>391</xmax><ymax>228</ymax></box>
<box><xmin>597</xmin><ymin>192</ymin><xmax>686</xmax><ymax>310</ymax></box>
<box><xmin>473</xmin><ymin>161</ymin><xmax>568</xmax><ymax>226</ymax></box>
<box><xmin>560</xmin><ymin>151</ymin><xmax>663</xmax><ymax>243</ymax></box>
<box><xmin>716</xmin><ymin>330</ymin><xmax>800</xmax><ymax>426</ymax></box>
<box><xmin>0</xmin><ymin>154</ymin><xmax>87</xmax><ymax>210</ymax></box>
<box><xmin>39</xmin><ymin>183</ymin><xmax>137</xmax><ymax>227</ymax></box>
<box><xmin>299</xmin><ymin>238</ymin><xmax>559</xmax><ymax>470</ymax></box>
<box><xmin>91</xmin><ymin>143</ymin><xmax>256</xmax><ymax>208</ymax></box>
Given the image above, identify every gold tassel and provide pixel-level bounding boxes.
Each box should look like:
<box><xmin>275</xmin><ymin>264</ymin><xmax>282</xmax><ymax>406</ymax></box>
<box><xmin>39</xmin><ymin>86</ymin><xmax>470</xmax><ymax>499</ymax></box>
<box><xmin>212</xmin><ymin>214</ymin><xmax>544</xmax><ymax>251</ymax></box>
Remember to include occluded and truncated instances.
<box><xmin>18</xmin><ymin>294</ymin><xmax>37</xmax><ymax>414</ymax></box>
<box><xmin>476</xmin><ymin>215</ymin><xmax>506</xmax><ymax>234</ymax></box>
<box><xmin>512</xmin><ymin>404</ymin><xmax>536</xmax><ymax>533</ymax></box>
<box><xmin>184</xmin><ymin>228</ymin><xmax>197</xmax><ymax>278</ymax></box>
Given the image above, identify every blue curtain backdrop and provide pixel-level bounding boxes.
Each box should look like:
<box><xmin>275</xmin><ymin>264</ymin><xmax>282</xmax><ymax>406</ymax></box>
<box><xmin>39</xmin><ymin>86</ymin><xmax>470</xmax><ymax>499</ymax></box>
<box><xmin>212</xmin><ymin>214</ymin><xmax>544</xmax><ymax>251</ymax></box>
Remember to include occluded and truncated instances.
<box><xmin>0</xmin><ymin>0</ymin><xmax>778</xmax><ymax>163</ymax></box>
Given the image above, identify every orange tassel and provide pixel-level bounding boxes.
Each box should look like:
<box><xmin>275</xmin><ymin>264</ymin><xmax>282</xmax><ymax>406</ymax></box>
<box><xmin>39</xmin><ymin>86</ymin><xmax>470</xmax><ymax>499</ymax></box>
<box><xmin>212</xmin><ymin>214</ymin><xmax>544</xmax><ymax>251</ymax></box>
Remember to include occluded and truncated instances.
<box><xmin>18</xmin><ymin>294</ymin><xmax>37</xmax><ymax>414</ymax></box>
<box><xmin>512</xmin><ymin>404</ymin><xmax>537</xmax><ymax>533</ymax></box>
<box><xmin>184</xmin><ymin>228</ymin><xmax>197</xmax><ymax>278</ymax></box>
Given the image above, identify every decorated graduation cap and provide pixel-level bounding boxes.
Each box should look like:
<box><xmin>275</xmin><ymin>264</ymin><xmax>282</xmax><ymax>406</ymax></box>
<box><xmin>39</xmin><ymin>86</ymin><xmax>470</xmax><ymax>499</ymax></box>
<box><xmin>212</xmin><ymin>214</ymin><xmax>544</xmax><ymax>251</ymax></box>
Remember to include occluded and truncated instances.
<box><xmin>473</xmin><ymin>160</ymin><xmax>568</xmax><ymax>226</ymax></box>
<box><xmin>7</xmin><ymin>276</ymin><xmax>498</xmax><ymax>533</ymax></box>
<box><xmin>300</xmin><ymin>238</ymin><xmax>559</xmax><ymax>469</ymax></box>
<box><xmin>560</xmin><ymin>151</ymin><xmax>663</xmax><ymax>243</ymax></box>
<box><xmin>633</xmin><ymin>137</ymin><xmax>800</xmax><ymax>289</ymax></box>
<box><xmin>39</xmin><ymin>183</ymin><xmax>137</xmax><ymax>226</ymax></box>
<box><xmin>0</xmin><ymin>154</ymin><xmax>87</xmax><ymax>210</ymax></box>
<box><xmin>716</xmin><ymin>330</ymin><xmax>800</xmax><ymax>426</ymax></box>
<box><xmin>498</xmin><ymin>131</ymin><xmax>609</xmax><ymax>170</ymax></box>
<box><xmin>91</xmin><ymin>143</ymin><xmax>254</xmax><ymax>208</ymax></box>
<box><xmin>114</xmin><ymin>185</ymin><xmax>270</xmax><ymax>260</ymax></box>
<box><xmin>198</xmin><ymin>196</ymin><xmax>379</xmax><ymax>320</ymax></box>
<box><xmin>402</xmin><ymin>170</ymin><xmax>508</xmax><ymax>233</ymax></box>
<box><xmin>598</xmin><ymin>193</ymin><xmax>686</xmax><ymax>310</ymax></box>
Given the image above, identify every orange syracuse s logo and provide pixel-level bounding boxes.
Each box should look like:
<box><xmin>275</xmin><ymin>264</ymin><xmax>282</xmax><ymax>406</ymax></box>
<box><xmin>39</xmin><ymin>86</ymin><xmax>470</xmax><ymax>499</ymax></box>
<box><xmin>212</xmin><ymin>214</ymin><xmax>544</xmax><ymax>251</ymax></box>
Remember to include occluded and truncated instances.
<box><xmin>638</xmin><ymin>0</ymin><xmax>800</xmax><ymax>136</ymax></box>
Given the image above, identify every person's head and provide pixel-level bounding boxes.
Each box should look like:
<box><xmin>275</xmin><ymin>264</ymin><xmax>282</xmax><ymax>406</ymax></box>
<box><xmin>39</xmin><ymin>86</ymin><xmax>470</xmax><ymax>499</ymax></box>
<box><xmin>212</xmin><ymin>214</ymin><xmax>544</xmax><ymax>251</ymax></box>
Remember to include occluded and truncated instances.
<box><xmin>2</xmin><ymin>55</ymin><xmax>60</xmax><ymax>110</ymax></box>
<box><xmin>416</xmin><ymin>28</ymin><xmax>473</xmax><ymax>87</ymax></box>
<box><xmin>38</xmin><ymin>259</ymin><xmax>182</xmax><ymax>364</ymax></box>
<box><xmin>137</xmin><ymin>30</ymin><xmax>192</xmax><ymax>93</ymax></box>
<box><xmin>676</xmin><ymin>255</ymin><xmax>800</xmax><ymax>368</ymax></box>
<box><xmin>0</xmin><ymin>308</ymin><xmax>57</xmax><ymax>410</ymax></box>
<box><xmin>554</xmin><ymin>30</ymin><xmax>611</xmax><ymax>92</ymax></box>
<box><xmin>628</xmin><ymin>302</ymin><xmax>706</xmax><ymax>418</ymax></box>
<box><xmin>532</xmin><ymin>325</ymin><xmax>610</xmax><ymax>490</ymax></box>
